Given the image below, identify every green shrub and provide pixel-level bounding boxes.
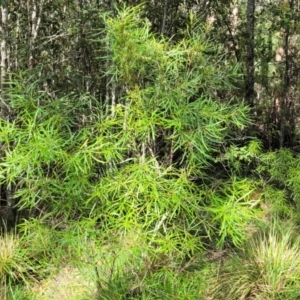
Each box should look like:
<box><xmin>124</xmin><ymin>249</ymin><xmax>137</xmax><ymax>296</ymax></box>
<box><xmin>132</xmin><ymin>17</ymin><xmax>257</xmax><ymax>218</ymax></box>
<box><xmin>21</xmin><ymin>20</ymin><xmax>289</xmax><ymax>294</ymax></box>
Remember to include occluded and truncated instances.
<box><xmin>0</xmin><ymin>5</ymin><xmax>257</xmax><ymax>299</ymax></box>
<box><xmin>205</xmin><ymin>177</ymin><xmax>261</xmax><ymax>248</ymax></box>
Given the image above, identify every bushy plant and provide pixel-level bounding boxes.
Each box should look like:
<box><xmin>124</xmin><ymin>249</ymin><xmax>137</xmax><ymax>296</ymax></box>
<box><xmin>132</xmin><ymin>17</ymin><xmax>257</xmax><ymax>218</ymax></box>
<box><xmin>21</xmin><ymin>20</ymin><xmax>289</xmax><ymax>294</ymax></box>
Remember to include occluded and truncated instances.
<box><xmin>205</xmin><ymin>177</ymin><xmax>261</xmax><ymax>248</ymax></box>
<box><xmin>91</xmin><ymin>228</ymin><xmax>208</xmax><ymax>299</ymax></box>
<box><xmin>0</xmin><ymin>4</ymin><xmax>251</xmax><ymax>245</ymax></box>
<box><xmin>256</xmin><ymin>148</ymin><xmax>300</xmax><ymax>222</ymax></box>
<box><xmin>0</xmin><ymin>4</ymin><xmax>259</xmax><ymax>298</ymax></box>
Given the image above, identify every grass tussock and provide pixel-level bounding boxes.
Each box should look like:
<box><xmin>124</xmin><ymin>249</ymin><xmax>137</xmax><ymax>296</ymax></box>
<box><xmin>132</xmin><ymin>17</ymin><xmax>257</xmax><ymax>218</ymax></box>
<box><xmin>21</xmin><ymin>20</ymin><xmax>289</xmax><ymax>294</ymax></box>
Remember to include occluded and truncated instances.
<box><xmin>0</xmin><ymin>234</ymin><xmax>32</xmax><ymax>282</ymax></box>
<box><xmin>209</xmin><ymin>222</ymin><xmax>300</xmax><ymax>300</ymax></box>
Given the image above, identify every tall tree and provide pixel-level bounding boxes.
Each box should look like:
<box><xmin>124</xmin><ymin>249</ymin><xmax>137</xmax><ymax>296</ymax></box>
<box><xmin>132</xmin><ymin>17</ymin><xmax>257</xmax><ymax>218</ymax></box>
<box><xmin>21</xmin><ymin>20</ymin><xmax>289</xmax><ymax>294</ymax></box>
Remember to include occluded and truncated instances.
<box><xmin>0</xmin><ymin>0</ymin><xmax>8</xmax><ymax>116</ymax></box>
<box><xmin>245</xmin><ymin>0</ymin><xmax>255</xmax><ymax>107</ymax></box>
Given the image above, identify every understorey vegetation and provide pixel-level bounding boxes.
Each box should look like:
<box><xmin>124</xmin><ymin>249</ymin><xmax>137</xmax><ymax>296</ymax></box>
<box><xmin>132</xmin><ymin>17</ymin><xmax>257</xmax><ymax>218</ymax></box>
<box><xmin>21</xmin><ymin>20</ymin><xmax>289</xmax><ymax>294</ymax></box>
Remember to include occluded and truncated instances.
<box><xmin>0</xmin><ymin>2</ymin><xmax>300</xmax><ymax>299</ymax></box>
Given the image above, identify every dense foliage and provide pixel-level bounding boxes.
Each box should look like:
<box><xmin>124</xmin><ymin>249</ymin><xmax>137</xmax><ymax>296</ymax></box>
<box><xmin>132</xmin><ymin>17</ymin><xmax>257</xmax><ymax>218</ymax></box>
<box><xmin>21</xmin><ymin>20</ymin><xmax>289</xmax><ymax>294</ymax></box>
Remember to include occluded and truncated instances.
<box><xmin>0</xmin><ymin>1</ymin><xmax>300</xmax><ymax>299</ymax></box>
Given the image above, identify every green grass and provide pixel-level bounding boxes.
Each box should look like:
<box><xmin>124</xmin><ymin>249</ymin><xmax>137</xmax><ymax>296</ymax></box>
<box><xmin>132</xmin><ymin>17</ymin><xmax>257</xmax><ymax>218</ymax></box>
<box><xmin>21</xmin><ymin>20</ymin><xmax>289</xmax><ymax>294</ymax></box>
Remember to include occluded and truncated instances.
<box><xmin>210</xmin><ymin>221</ymin><xmax>300</xmax><ymax>300</ymax></box>
<box><xmin>3</xmin><ymin>223</ymin><xmax>210</xmax><ymax>300</ymax></box>
<box><xmin>4</xmin><ymin>217</ymin><xmax>300</xmax><ymax>300</ymax></box>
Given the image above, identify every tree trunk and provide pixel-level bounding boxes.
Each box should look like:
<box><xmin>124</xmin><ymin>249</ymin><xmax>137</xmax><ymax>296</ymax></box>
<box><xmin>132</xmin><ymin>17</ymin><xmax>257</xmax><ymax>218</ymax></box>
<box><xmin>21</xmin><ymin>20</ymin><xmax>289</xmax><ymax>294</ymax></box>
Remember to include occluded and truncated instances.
<box><xmin>0</xmin><ymin>0</ymin><xmax>15</xmax><ymax>230</ymax></box>
<box><xmin>279</xmin><ymin>0</ymin><xmax>294</xmax><ymax>148</ymax></box>
<box><xmin>161</xmin><ymin>0</ymin><xmax>167</xmax><ymax>34</ymax></box>
<box><xmin>28</xmin><ymin>0</ymin><xmax>43</xmax><ymax>69</ymax></box>
<box><xmin>245</xmin><ymin>0</ymin><xmax>255</xmax><ymax>107</ymax></box>
<box><xmin>0</xmin><ymin>0</ymin><xmax>8</xmax><ymax>110</ymax></box>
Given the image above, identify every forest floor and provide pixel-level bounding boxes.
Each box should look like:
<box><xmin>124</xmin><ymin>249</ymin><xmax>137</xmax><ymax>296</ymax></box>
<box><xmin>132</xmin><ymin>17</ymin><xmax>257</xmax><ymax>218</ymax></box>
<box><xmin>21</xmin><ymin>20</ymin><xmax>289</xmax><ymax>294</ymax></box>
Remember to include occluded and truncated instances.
<box><xmin>30</xmin><ymin>265</ymin><xmax>97</xmax><ymax>300</ymax></box>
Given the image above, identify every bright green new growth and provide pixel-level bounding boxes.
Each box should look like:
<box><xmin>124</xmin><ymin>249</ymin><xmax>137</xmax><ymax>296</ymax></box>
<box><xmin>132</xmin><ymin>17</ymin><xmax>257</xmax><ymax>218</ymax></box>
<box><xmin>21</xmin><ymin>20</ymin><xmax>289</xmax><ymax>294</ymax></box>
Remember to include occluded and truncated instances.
<box><xmin>0</xmin><ymin>4</ymin><xmax>262</xmax><ymax>298</ymax></box>
<box><xmin>206</xmin><ymin>178</ymin><xmax>260</xmax><ymax>248</ymax></box>
<box><xmin>0</xmin><ymin>5</ymin><xmax>253</xmax><ymax>247</ymax></box>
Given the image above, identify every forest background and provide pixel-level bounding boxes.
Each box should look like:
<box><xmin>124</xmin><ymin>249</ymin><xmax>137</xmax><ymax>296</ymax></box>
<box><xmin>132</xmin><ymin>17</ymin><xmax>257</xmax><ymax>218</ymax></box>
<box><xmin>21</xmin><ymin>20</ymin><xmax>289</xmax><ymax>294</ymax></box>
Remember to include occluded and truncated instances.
<box><xmin>0</xmin><ymin>0</ymin><xmax>300</xmax><ymax>299</ymax></box>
